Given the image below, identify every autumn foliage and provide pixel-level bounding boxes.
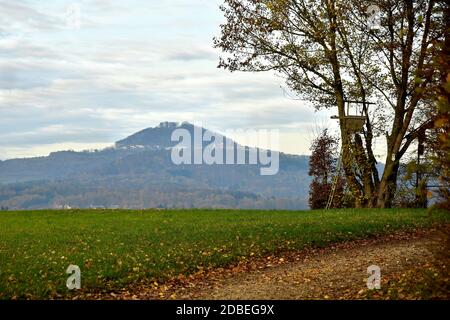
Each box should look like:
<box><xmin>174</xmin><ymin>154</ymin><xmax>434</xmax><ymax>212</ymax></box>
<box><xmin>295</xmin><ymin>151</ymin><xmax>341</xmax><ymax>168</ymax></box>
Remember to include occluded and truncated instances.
<box><xmin>428</xmin><ymin>4</ymin><xmax>450</xmax><ymax>211</ymax></box>
<box><xmin>214</xmin><ymin>0</ymin><xmax>447</xmax><ymax>208</ymax></box>
<box><xmin>308</xmin><ymin>130</ymin><xmax>347</xmax><ymax>209</ymax></box>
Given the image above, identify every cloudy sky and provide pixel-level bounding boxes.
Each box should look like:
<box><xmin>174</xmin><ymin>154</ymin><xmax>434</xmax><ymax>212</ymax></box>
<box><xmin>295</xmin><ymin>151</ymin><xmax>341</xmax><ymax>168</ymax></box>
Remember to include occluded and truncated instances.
<box><xmin>0</xmin><ymin>0</ymin><xmax>343</xmax><ymax>160</ymax></box>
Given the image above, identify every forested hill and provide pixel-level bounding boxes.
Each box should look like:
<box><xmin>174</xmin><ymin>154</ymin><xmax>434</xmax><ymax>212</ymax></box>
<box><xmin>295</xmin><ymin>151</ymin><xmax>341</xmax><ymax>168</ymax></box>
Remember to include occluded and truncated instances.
<box><xmin>0</xmin><ymin>122</ymin><xmax>311</xmax><ymax>210</ymax></box>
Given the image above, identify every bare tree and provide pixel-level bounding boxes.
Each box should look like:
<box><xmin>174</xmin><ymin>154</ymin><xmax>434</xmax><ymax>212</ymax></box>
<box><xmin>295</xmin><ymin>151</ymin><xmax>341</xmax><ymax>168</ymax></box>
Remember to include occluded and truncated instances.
<box><xmin>214</xmin><ymin>0</ymin><xmax>446</xmax><ymax>208</ymax></box>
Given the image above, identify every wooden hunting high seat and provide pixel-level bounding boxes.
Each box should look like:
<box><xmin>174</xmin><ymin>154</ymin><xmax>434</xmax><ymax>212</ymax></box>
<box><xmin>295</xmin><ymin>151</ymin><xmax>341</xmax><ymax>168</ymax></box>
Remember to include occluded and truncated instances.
<box><xmin>330</xmin><ymin>100</ymin><xmax>374</xmax><ymax>132</ymax></box>
<box><xmin>325</xmin><ymin>100</ymin><xmax>375</xmax><ymax>209</ymax></box>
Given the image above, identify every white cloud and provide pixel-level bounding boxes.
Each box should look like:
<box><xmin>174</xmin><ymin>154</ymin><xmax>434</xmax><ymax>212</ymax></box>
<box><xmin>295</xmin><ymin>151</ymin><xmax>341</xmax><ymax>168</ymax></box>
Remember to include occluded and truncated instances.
<box><xmin>0</xmin><ymin>0</ymin><xmax>333</xmax><ymax>159</ymax></box>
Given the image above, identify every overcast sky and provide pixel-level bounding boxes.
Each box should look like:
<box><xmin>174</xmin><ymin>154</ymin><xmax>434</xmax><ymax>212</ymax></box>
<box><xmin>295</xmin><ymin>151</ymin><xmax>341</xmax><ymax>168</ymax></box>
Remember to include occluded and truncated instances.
<box><xmin>0</xmin><ymin>0</ymin><xmax>343</xmax><ymax>160</ymax></box>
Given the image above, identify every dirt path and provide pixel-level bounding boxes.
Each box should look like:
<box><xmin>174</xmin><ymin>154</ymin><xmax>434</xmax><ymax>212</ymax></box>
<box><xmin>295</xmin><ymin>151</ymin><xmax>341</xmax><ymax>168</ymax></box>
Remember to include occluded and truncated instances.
<box><xmin>91</xmin><ymin>226</ymin><xmax>449</xmax><ymax>300</ymax></box>
<box><xmin>153</xmin><ymin>227</ymin><xmax>446</xmax><ymax>300</ymax></box>
<box><xmin>196</xmin><ymin>231</ymin><xmax>448</xmax><ymax>299</ymax></box>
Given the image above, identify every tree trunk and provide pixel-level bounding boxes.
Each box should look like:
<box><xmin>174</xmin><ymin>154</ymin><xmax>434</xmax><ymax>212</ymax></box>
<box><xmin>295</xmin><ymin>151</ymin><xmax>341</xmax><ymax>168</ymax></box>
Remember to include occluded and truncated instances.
<box><xmin>376</xmin><ymin>160</ymin><xmax>400</xmax><ymax>208</ymax></box>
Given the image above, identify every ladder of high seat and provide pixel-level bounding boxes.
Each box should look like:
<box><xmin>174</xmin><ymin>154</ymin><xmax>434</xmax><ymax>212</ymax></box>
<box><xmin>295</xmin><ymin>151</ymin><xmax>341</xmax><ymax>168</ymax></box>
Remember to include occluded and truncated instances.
<box><xmin>326</xmin><ymin>147</ymin><xmax>343</xmax><ymax>210</ymax></box>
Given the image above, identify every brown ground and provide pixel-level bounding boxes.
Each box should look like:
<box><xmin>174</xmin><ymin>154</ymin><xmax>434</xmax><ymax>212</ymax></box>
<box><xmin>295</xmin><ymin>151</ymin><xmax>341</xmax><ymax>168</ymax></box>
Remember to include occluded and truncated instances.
<box><xmin>78</xmin><ymin>226</ymin><xmax>450</xmax><ymax>300</ymax></box>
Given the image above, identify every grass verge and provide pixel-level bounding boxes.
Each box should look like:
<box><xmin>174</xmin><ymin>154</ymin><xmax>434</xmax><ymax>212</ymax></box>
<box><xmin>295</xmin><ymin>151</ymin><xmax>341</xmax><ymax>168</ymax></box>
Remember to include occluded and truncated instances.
<box><xmin>0</xmin><ymin>208</ymin><xmax>448</xmax><ymax>299</ymax></box>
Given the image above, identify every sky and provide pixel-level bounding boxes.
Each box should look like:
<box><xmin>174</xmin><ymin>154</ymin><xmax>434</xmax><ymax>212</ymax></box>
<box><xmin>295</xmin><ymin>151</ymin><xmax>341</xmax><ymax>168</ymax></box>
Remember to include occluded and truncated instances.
<box><xmin>0</xmin><ymin>0</ymin><xmax>345</xmax><ymax>160</ymax></box>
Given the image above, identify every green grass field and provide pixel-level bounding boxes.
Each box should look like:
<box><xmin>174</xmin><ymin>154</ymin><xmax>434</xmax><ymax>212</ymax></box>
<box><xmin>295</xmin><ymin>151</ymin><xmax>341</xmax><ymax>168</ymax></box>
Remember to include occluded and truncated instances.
<box><xmin>0</xmin><ymin>208</ymin><xmax>448</xmax><ymax>299</ymax></box>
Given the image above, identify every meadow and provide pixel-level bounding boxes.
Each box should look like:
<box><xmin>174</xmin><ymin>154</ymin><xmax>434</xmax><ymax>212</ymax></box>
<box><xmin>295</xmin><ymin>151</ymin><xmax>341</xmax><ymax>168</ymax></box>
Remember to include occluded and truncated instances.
<box><xmin>0</xmin><ymin>208</ymin><xmax>448</xmax><ymax>299</ymax></box>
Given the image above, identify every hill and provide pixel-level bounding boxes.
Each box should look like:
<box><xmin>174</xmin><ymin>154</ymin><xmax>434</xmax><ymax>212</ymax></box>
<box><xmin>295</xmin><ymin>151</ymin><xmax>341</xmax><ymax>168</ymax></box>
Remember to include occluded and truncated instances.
<box><xmin>0</xmin><ymin>122</ymin><xmax>311</xmax><ymax>210</ymax></box>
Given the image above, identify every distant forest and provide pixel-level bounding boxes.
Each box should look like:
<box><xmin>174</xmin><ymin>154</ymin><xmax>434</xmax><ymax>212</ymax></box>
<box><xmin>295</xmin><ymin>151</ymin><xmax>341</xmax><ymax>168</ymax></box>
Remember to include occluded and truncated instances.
<box><xmin>0</xmin><ymin>124</ymin><xmax>311</xmax><ymax>210</ymax></box>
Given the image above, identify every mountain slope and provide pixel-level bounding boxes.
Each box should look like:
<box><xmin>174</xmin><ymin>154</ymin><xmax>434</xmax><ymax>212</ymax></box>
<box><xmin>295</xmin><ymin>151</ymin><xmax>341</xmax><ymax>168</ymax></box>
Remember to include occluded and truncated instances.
<box><xmin>0</xmin><ymin>122</ymin><xmax>311</xmax><ymax>210</ymax></box>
